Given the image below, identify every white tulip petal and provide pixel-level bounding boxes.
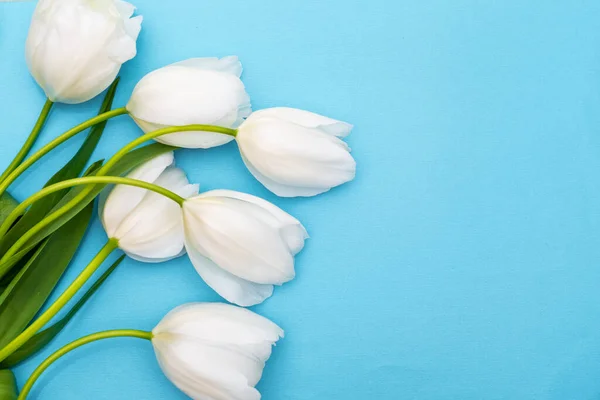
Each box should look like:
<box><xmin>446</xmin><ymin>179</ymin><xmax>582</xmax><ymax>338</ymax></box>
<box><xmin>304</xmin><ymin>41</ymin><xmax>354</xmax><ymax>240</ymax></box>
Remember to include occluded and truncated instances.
<box><xmin>239</xmin><ymin>120</ymin><xmax>354</xmax><ymax>173</ymax></box>
<box><xmin>152</xmin><ymin>303</ymin><xmax>282</xmax><ymax>399</ymax></box>
<box><xmin>281</xmin><ymin>224</ymin><xmax>308</xmax><ymax>255</ymax></box>
<box><xmin>154</xmin><ymin>303</ymin><xmax>284</xmax><ymax>346</ymax></box>
<box><xmin>114</xmin><ymin>166</ymin><xmax>197</xmax><ymax>260</ymax></box>
<box><xmin>153</xmin><ymin>166</ymin><xmax>200</xmax><ymax>197</ymax></box>
<box><xmin>153</xmin><ymin>339</ymin><xmax>261</xmax><ymax>400</ymax></box>
<box><xmin>101</xmin><ymin>152</ymin><xmax>174</xmax><ymax>238</ymax></box>
<box><xmin>238</xmin><ymin>121</ymin><xmax>356</xmax><ymax>193</ymax></box>
<box><xmin>67</xmin><ymin>61</ymin><xmax>120</xmax><ymax>105</ymax></box>
<box><xmin>156</xmin><ymin>338</ymin><xmax>264</xmax><ymax>390</ymax></box>
<box><xmin>122</xmin><ymin>14</ymin><xmax>143</xmax><ymax>42</ymax></box>
<box><xmin>117</xmin><ymin>209</ymin><xmax>184</xmax><ymax>260</ymax></box>
<box><xmin>107</xmin><ymin>18</ymin><xmax>142</xmax><ymax>64</ymax></box>
<box><xmin>114</xmin><ymin>189</ymin><xmax>183</xmax><ymax>259</ymax></box>
<box><xmin>236</xmin><ymin>108</ymin><xmax>356</xmax><ymax>197</ymax></box>
<box><xmin>183</xmin><ymin>199</ymin><xmax>295</xmax><ymax>284</ymax></box>
<box><xmin>115</xmin><ymin>0</ymin><xmax>135</xmax><ymax>18</ymax></box>
<box><xmin>195</xmin><ymin>190</ymin><xmax>300</xmax><ymax>227</ymax></box>
<box><xmin>186</xmin><ymin>241</ymin><xmax>274</xmax><ymax>307</ymax></box>
<box><xmin>25</xmin><ymin>0</ymin><xmax>142</xmax><ymax>104</ymax></box>
<box><xmin>127</xmin><ymin>68</ymin><xmax>249</xmax><ymax>125</ymax></box>
<box><xmin>100</xmin><ymin>153</ymin><xmax>197</xmax><ymax>262</ymax></box>
<box><xmin>196</xmin><ymin>189</ymin><xmax>308</xmax><ymax>253</ymax></box>
<box><xmin>182</xmin><ymin>190</ymin><xmax>305</xmax><ymax>304</ymax></box>
<box><xmin>240</xmin><ymin>153</ymin><xmax>331</xmax><ymax>197</ymax></box>
<box><xmin>247</xmin><ymin>107</ymin><xmax>353</xmax><ymax>137</ymax></box>
<box><xmin>125</xmin><ymin>247</ymin><xmax>187</xmax><ymax>264</ymax></box>
<box><xmin>171</xmin><ymin>56</ymin><xmax>243</xmax><ymax>77</ymax></box>
<box><xmin>126</xmin><ymin>61</ymin><xmax>251</xmax><ymax>149</ymax></box>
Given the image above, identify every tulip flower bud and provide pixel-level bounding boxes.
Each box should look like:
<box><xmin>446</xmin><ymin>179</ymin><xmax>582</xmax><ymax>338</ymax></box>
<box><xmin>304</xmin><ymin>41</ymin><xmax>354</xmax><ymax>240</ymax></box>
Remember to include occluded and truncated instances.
<box><xmin>236</xmin><ymin>107</ymin><xmax>356</xmax><ymax>197</ymax></box>
<box><xmin>152</xmin><ymin>303</ymin><xmax>283</xmax><ymax>400</ymax></box>
<box><xmin>127</xmin><ymin>56</ymin><xmax>251</xmax><ymax>149</ymax></box>
<box><xmin>182</xmin><ymin>190</ymin><xmax>307</xmax><ymax>306</ymax></box>
<box><xmin>25</xmin><ymin>0</ymin><xmax>142</xmax><ymax>104</ymax></box>
<box><xmin>100</xmin><ymin>152</ymin><xmax>198</xmax><ymax>262</ymax></box>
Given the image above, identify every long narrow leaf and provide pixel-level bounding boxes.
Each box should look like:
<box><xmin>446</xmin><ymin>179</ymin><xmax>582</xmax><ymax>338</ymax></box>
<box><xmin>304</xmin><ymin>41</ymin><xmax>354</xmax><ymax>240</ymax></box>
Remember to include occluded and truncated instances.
<box><xmin>0</xmin><ymin>162</ymin><xmax>102</xmax><ymax>284</ymax></box>
<box><xmin>0</xmin><ymin>79</ymin><xmax>120</xmax><ymax>256</ymax></box>
<box><xmin>0</xmin><ymin>369</ymin><xmax>17</xmax><ymax>400</ymax></box>
<box><xmin>0</xmin><ymin>193</ymin><xmax>19</xmax><ymax>227</ymax></box>
<box><xmin>0</xmin><ymin>193</ymin><xmax>26</xmax><ymax>296</ymax></box>
<box><xmin>0</xmin><ymin>202</ymin><xmax>93</xmax><ymax>350</ymax></box>
<box><xmin>0</xmin><ymin>162</ymin><xmax>104</xmax><ymax>281</ymax></box>
<box><xmin>0</xmin><ymin>248</ymin><xmax>40</xmax><ymax>297</ymax></box>
<box><xmin>0</xmin><ymin>255</ymin><xmax>126</xmax><ymax>368</ymax></box>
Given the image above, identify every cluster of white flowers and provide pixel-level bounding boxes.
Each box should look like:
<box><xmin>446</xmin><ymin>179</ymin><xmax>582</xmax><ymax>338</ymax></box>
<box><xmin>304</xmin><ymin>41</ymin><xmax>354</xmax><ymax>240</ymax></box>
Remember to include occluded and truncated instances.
<box><xmin>20</xmin><ymin>0</ymin><xmax>356</xmax><ymax>398</ymax></box>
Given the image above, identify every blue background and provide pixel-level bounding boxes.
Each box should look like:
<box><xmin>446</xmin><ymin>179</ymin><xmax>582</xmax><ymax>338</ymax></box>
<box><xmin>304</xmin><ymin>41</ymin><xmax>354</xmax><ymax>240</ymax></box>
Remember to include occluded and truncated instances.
<box><xmin>2</xmin><ymin>0</ymin><xmax>600</xmax><ymax>399</ymax></box>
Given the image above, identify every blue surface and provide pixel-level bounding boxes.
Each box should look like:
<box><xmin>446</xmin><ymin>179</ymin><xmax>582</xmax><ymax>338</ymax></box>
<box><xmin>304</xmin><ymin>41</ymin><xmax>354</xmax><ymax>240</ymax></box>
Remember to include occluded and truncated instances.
<box><xmin>2</xmin><ymin>0</ymin><xmax>600</xmax><ymax>399</ymax></box>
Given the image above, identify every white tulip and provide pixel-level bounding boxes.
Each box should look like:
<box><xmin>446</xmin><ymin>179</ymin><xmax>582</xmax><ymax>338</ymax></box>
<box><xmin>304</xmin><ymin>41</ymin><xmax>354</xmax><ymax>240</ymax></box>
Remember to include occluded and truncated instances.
<box><xmin>127</xmin><ymin>56</ymin><xmax>251</xmax><ymax>149</ymax></box>
<box><xmin>236</xmin><ymin>107</ymin><xmax>356</xmax><ymax>197</ymax></box>
<box><xmin>152</xmin><ymin>303</ymin><xmax>283</xmax><ymax>400</ymax></box>
<box><xmin>25</xmin><ymin>0</ymin><xmax>142</xmax><ymax>104</ymax></box>
<box><xmin>100</xmin><ymin>152</ymin><xmax>198</xmax><ymax>262</ymax></box>
<box><xmin>182</xmin><ymin>190</ymin><xmax>307</xmax><ymax>306</ymax></box>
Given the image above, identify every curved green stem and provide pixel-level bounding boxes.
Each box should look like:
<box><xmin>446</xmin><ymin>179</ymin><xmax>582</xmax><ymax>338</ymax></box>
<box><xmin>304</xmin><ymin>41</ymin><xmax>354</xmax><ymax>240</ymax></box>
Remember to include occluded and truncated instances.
<box><xmin>17</xmin><ymin>329</ymin><xmax>152</xmax><ymax>399</ymax></box>
<box><xmin>0</xmin><ymin>176</ymin><xmax>185</xmax><ymax>240</ymax></box>
<box><xmin>0</xmin><ymin>99</ymin><xmax>54</xmax><ymax>185</ymax></box>
<box><xmin>2</xmin><ymin>124</ymin><xmax>237</xmax><ymax>262</ymax></box>
<box><xmin>0</xmin><ymin>239</ymin><xmax>119</xmax><ymax>363</ymax></box>
<box><xmin>99</xmin><ymin>124</ymin><xmax>237</xmax><ymax>175</ymax></box>
<box><xmin>0</xmin><ymin>107</ymin><xmax>128</xmax><ymax>198</ymax></box>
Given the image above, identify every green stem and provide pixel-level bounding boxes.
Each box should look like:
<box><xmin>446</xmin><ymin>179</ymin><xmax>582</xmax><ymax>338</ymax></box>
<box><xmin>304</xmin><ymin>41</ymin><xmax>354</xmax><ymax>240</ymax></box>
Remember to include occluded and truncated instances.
<box><xmin>2</xmin><ymin>124</ymin><xmax>237</xmax><ymax>262</ymax></box>
<box><xmin>0</xmin><ymin>239</ymin><xmax>119</xmax><ymax>363</ymax></box>
<box><xmin>17</xmin><ymin>329</ymin><xmax>152</xmax><ymax>399</ymax></box>
<box><xmin>0</xmin><ymin>176</ymin><xmax>185</xmax><ymax>240</ymax></box>
<box><xmin>0</xmin><ymin>99</ymin><xmax>54</xmax><ymax>185</ymax></box>
<box><xmin>0</xmin><ymin>107</ymin><xmax>128</xmax><ymax>198</ymax></box>
<box><xmin>99</xmin><ymin>124</ymin><xmax>237</xmax><ymax>175</ymax></box>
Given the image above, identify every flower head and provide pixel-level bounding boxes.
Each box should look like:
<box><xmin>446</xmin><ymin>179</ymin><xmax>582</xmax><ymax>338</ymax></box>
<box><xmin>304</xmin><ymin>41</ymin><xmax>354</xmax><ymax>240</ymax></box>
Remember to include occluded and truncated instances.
<box><xmin>100</xmin><ymin>152</ymin><xmax>198</xmax><ymax>262</ymax></box>
<box><xmin>236</xmin><ymin>107</ymin><xmax>356</xmax><ymax>197</ymax></box>
<box><xmin>127</xmin><ymin>56</ymin><xmax>251</xmax><ymax>148</ymax></box>
<box><xmin>152</xmin><ymin>302</ymin><xmax>283</xmax><ymax>400</ymax></box>
<box><xmin>26</xmin><ymin>0</ymin><xmax>142</xmax><ymax>103</ymax></box>
<box><xmin>182</xmin><ymin>190</ymin><xmax>307</xmax><ymax>306</ymax></box>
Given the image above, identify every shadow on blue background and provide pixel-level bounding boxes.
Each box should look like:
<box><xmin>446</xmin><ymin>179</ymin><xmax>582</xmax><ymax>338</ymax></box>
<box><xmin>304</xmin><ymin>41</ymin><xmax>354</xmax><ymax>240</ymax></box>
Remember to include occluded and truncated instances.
<box><xmin>2</xmin><ymin>1</ymin><xmax>600</xmax><ymax>399</ymax></box>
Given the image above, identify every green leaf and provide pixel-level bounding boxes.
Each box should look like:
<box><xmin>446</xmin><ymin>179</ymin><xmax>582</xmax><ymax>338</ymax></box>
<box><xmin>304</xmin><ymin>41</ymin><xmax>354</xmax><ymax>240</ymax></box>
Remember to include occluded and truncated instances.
<box><xmin>0</xmin><ymin>247</ymin><xmax>39</xmax><ymax>286</ymax></box>
<box><xmin>0</xmin><ymin>193</ymin><xmax>19</xmax><ymax>227</ymax></box>
<box><xmin>0</xmin><ymin>79</ymin><xmax>120</xmax><ymax>257</ymax></box>
<box><xmin>0</xmin><ymin>248</ymin><xmax>38</xmax><ymax>296</ymax></box>
<box><xmin>0</xmin><ymin>202</ymin><xmax>93</xmax><ymax>351</ymax></box>
<box><xmin>0</xmin><ymin>370</ymin><xmax>17</xmax><ymax>400</ymax></box>
<box><xmin>0</xmin><ymin>255</ymin><xmax>126</xmax><ymax>368</ymax></box>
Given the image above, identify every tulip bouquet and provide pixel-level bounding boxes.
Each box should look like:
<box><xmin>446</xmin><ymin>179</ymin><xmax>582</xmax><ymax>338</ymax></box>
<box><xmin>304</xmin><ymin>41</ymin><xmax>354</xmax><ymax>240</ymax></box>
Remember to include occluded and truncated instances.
<box><xmin>0</xmin><ymin>0</ymin><xmax>355</xmax><ymax>399</ymax></box>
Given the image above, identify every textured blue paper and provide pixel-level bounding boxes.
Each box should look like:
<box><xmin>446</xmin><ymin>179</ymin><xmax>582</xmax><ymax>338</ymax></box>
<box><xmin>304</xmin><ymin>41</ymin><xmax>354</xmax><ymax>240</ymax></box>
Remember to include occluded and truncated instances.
<box><xmin>2</xmin><ymin>1</ymin><xmax>600</xmax><ymax>399</ymax></box>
